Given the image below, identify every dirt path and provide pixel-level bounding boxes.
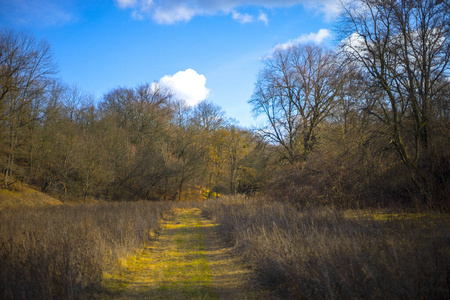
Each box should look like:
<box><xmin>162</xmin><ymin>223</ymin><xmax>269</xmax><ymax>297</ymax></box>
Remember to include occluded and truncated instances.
<box><xmin>100</xmin><ymin>208</ymin><xmax>269</xmax><ymax>299</ymax></box>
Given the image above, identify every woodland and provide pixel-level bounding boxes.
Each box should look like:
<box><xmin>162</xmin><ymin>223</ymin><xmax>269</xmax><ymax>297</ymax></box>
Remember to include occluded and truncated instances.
<box><xmin>1</xmin><ymin>0</ymin><xmax>449</xmax><ymax>208</ymax></box>
<box><xmin>1</xmin><ymin>1</ymin><xmax>450</xmax><ymax>299</ymax></box>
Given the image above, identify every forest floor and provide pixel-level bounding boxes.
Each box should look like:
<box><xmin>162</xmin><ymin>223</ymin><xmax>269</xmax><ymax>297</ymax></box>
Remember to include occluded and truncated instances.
<box><xmin>98</xmin><ymin>208</ymin><xmax>272</xmax><ymax>299</ymax></box>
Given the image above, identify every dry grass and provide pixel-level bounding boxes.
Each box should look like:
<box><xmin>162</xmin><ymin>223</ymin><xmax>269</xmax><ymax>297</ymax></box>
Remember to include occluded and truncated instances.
<box><xmin>0</xmin><ymin>201</ymin><xmax>173</xmax><ymax>299</ymax></box>
<box><xmin>202</xmin><ymin>196</ymin><xmax>450</xmax><ymax>299</ymax></box>
<box><xmin>0</xmin><ymin>181</ymin><xmax>62</xmax><ymax>210</ymax></box>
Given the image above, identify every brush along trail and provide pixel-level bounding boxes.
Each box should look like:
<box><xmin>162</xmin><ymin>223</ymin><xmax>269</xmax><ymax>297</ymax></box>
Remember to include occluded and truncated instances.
<box><xmin>101</xmin><ymin>208</ymin><xmax>268</xmax><ymax>299</ymax></box>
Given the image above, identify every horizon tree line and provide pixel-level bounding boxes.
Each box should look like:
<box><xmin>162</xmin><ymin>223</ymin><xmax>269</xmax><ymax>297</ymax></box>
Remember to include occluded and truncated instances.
<box><xmin>1</xmin><ymin>0</ymin><xmax>449</xmax><ymax>207</ymax></box>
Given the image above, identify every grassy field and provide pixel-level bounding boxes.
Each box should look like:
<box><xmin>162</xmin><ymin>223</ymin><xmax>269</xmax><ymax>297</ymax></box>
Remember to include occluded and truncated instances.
<box><xmin>202</xmin><ymin>196</ymin><xmax>450</xmax><ymax>299</ymax></box>
<box><xmin>2</xmin><ymin>192</ymin><xmax>449</xmax><ymax>299</ymax></box>
<box><xmin>0</xmin><ymin>201</ymin><xmax>173</xmax><ymax>299</ymax></box>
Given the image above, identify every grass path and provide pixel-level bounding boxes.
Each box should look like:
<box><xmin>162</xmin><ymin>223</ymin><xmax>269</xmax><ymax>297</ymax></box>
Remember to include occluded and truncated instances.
<box><xmin>100</xmin><ymin>208</ymin><xmax>267</xmax><ymax>299</ymax></box>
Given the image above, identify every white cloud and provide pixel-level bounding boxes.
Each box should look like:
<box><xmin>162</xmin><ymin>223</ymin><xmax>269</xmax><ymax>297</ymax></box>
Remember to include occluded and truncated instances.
<box><xmin>341</xmin><ymin>32</ymin><xmax>366</xmax><ymax>54</ymax></box>
<box><xmin>258</xmin><ymin>11</ymin><xmax>269</xmax><ymax>25</ymax></box>
<box><xmin>231</xmin><ymin>9</ymin><xmax>269</xmax><ymax>25</ymax></box>
<box><xmin>232</xmin><ymin>10</ymin><xmax>254</xmax><ymax>24</ymax></box>
<box><xmin>273</xmin><ymin>28</ymin><xmax>331</xmax><ymax>51</ymax></box>
<box><xmin>115</xmin><ymin>0</ymin><xmax>139</xmax><ymax>9</ymax></box>
<box><xmin>304</xmin><ymin>0</ymin><xmax>342</xmax><ymax>21</ymax></box>
<box><xmin>157</xmin><ymin>69</ymin><xmax>210</xmax><ymax>106</ymax></box>
<box><xmin>114</xmin><ymin>0</ymin><xmax>341</xmax><ymax>25</ymax></box>
<box><xmin>115</xmin><ymin>0</ymin><xmax>154</xmax><ymax>20</ymax></box>
<box><xmin>153</xmin><ymin>4</ymin><xmax>197</xmax><ymax>24</ymax></box>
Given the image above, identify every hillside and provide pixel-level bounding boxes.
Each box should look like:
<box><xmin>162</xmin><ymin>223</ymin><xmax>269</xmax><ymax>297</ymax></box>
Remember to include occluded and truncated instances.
<box><xmin>0</xmin><ymin>180</ymin><xmax>62</xmax><ymax>210</ymax></box>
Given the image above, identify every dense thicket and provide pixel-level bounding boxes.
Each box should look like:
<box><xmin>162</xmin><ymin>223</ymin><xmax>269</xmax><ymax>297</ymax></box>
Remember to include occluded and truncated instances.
<box><xmin>1</xmin><ymin>0</ymin><xmax>449</xmax><ymax>208</ymax></box>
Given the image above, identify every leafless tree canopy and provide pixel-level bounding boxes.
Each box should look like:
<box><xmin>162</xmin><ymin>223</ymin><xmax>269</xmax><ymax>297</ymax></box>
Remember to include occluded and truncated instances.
<box><xmin>338</xmin><ymin>0</ymin><xmax>450</xmax><ymax>202</ymax></box>
<box><xmin>0</xmin><ymin>27</ymin><xmax>57</xmax><ymax>187</ymax></box>
<box><xmin>1</xmin><ymin>1</ymin><xmax>449</xmax><ymax>207</ymax></box>
<box><xmin>250</xmin><ymin>44</ymin><xmax>340</xmax><ymax>164</ymax></box>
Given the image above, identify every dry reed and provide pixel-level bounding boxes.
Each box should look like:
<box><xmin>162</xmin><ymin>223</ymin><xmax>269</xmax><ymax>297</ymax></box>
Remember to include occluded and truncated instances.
<box><xmin>202</xmin><ymin>196</ymin><xmax>450</xmax><ymax>299</ymax></box>
<box><xmin>0</xmin><ymin>201</ymin><xmax>173</xmax><ymax>299</ymax></box>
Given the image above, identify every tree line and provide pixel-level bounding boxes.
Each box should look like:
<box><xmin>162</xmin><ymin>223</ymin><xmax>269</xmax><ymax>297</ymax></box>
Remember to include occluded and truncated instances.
<box><xmin>250</xmin><ymin>0</ymin><xmax>450</xmax><ymax>208</ymax></box>
<box><xmin>0</xmin><ymin>27</ymin><xmax>268</xmax><ymax>201</ymax></box>
<box><xmin>1</xmin><ymin>0</ymin><xmax>449</xmax><ymax>207</ymax></box>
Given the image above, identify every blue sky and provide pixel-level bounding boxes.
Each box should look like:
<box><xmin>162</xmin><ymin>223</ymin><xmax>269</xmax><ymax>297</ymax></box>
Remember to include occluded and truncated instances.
<box><xmin>0</xmin><ymin>0</ymin><xmax>340</xmax><ymax>127</ymax></box>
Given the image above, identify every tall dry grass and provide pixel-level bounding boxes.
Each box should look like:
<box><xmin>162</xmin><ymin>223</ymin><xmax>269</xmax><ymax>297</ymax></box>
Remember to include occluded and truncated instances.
<box><xmin>202</xmin><ymin>196</ymin><xmax>450</xmax><ymax>299</ymax></box>
<box><xmin>0</xmin><ymin>201</ymin><xmax>173</xmax><ymax>299</ymax></box>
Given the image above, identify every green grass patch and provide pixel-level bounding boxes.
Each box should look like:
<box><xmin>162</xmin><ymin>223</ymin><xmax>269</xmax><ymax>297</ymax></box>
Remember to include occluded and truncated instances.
<box><xmin>100</xmin><ymin>208</ymin><xmax>219</xmax><ymax>299</ymax></box>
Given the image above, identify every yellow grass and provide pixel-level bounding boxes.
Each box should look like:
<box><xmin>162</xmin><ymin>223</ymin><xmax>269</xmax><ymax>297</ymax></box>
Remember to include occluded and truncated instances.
<box><xmin>100</xmin><ymin>208</ymin><xmax>266</xmax><ymax>299</ymax></box>
<box><xmin>343</xmin><ymin>209</ymin><xmax>448</xmax><ymax>221</ymax></box>
<box><xmin>0</xmin><ymin>181</ymin><xmax>61</xmax><ymax>210</ymax></box>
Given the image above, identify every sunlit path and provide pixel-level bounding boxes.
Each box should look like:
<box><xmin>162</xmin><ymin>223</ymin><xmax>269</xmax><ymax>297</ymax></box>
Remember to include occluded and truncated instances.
<box><xmin>100</xmin><ymin>208</ymin><xmax>266</xmax><ymax>299</ymax></box>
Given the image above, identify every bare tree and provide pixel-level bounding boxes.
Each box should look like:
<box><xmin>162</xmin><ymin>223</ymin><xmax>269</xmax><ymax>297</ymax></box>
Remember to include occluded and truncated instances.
<box><xmin>250</xmin><ymin>44</ymin><xmax>340</xmax><ymax>164</ymax></box>
<box><xmin>339</xmin><ymin>0</ymin><xmax>450</xmax><ymax>202</ymax></box>
<box><xmin>192</xmin><ymin>100</ymin><xmax>227</xmax><ymax>131</ymax></box>
<box><xmin>0</xmin><ymin>28</ymin><xmax>57</xmax><ymax>187</ymax></box>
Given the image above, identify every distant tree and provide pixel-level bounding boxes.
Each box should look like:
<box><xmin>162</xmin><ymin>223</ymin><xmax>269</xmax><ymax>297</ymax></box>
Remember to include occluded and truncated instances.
<box><xmin>192</xmin><ymin>100</ymin><xmax>227</xmax><ymax>132</ymax></box>
<box><xmin>225</xmin><ymin>126</ymin><xmax>254</xmax><ymax>196</ymax></box>
<box><xmin>250</xmin><ymin>44</ymin><xmax>340</xmax><ymax>164</ymax></box>
<box><xmin>98</xmin><ymin>83</ymin><xmax>175</xmax><ymax>200</ymax></box>
<box><xmin>30</xmin><ymin>81</ymin><xmax>78</xmax><ymax>195</ymax></box>
<box><xmin>0</xmin><ymin>28</ymin><xmax>57</xmax><ymax>187</ymax></box>
<box><xmin>190</xmin><ymin>101</ymin><xmax>229</xmax><ymax>196</ymax></box>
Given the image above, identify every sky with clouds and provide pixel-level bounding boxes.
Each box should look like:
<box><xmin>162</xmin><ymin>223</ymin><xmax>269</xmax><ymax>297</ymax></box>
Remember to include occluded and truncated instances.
<box><xmin>0</xmin><ymin>0</ymin><xmax>341</xmax><ymax>127</ymax></box>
